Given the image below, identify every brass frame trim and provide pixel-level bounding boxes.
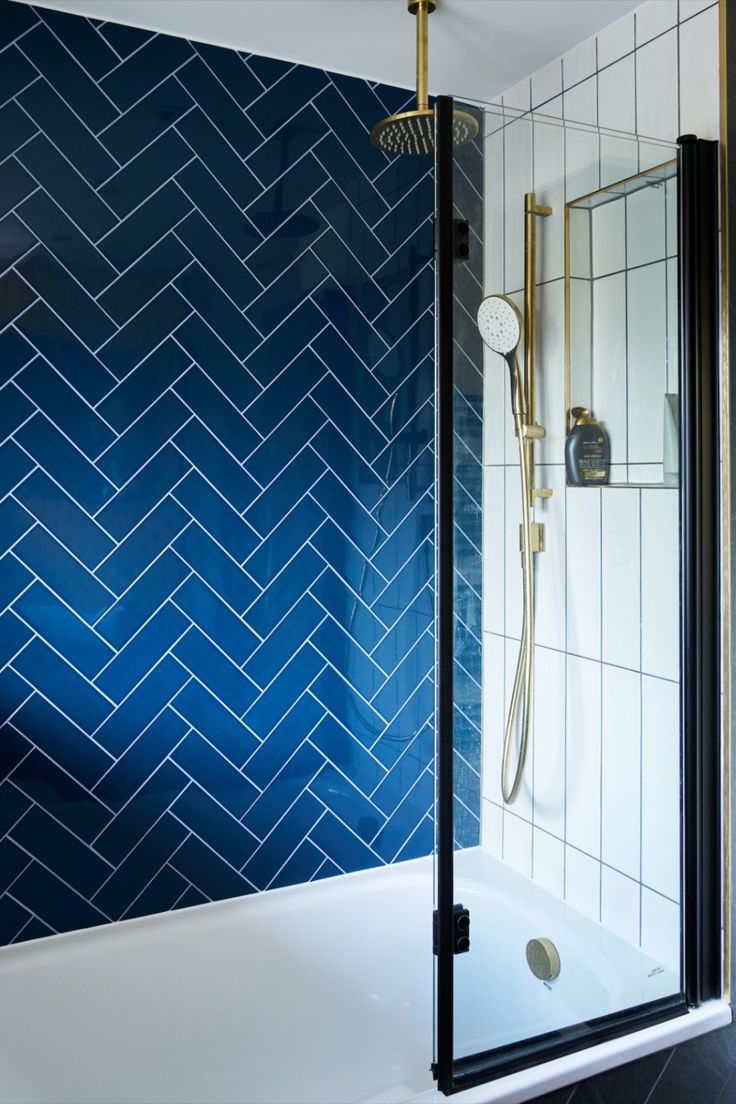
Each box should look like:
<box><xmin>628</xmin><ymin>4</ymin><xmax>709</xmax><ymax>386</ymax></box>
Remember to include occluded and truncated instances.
<box><xmin>718</xmin><ymin>0</ymin><xmax>731</xmax><ymax>1004</ymax></box>
<box><xmin>565</xmin><ymin>158</ymin><xmax>677</xmax><ymax>210</ymax></box>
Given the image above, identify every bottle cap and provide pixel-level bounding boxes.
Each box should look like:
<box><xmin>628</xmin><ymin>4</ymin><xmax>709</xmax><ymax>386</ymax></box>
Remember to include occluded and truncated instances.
<box><xmin>570</xmin><ymin>406</ymin><xmax>598</xmax><ymax>426</ymax></box>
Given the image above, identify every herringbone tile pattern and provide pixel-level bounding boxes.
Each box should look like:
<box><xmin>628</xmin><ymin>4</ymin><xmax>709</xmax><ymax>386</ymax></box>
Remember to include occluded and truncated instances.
<box><xmin>0</xmin><ymin>0</ymin><xmax>482</xmax><ymax>944</ymax></box>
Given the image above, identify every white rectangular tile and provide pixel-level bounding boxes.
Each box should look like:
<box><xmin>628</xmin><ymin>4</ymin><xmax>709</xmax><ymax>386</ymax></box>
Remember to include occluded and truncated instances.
<box><xmin>481</xmin><ymin>798</ymin><xmax>503</xmax><ymax>857</ymax></box>
<box><xmin>592</xmin><ymin>197</ymin><xmax>625</xmax><ymax>278</ymax></box>
<box><xmin>597</xmin><ymin>13</ymin><xmax>635</xmax><ymax>67</ymax></box>
<box><xmin>565</xmin><ymin>845</ymin><xmax>601</xmax><ymax>921</ymax></box>
<box><xmin>636</xmin><ymin>29</ymin><xmax>679</xmax><ymax>141</ymax></box>
<box><xmin>504</xmin><ymin>810</ymin><xmax>532</xmax><ymax>877</ymax></box>
<box><xmin>483</xmin><ymin>127</ymin><xmax>504</xmax><ymax>295</ymax></box>
<box><xmin>565</xmin><ymin>124</ymin><xmax>600</xmax><ymax>200</ymax></box>
<box><xmin>504</xmin><ymin>78</ymin><xmax>531</xmax><ymax>113</ymax></box>
<box><xmin>565</xmin><ymin>654</ymin><xmax>602</xmax><ymax>858</ymax></box>
<box><xmin>641</xmin><ymin>487</ymin><xmax>680</xmax><ymax>681</ymax></box>
<box><xmin>638</xmin><ymin>140</ymin><xmax>676</xmax><ymax>172</ymax></box>
<box><xmin>569</xmin><ymin>278</ymin><xmax>593</xmax><ymax>418</ymax></box>
<box><xmin>504</xmin><ymin>463</ymin><xmax>523</xmax><ymax>638</ymax></box>
<box><xmin>627</xmin><ymin>261</ymin><xmax>667</xmax><ymax>465</ymax></box>
<box><xmin>566</xmin><ymin>488</ymin><xmax>602</xmax><ymax>661</ymax></box>
<box><xmin>666</xmin><ymin>256</ymin><xmax>678</xmax><ymax>395</ymax></box>
<box><xmin>563</xmin><ymin>38</ymin><xmax>597</xmax><ymax>89</ymax></box>
<box><xmin>504</xmin><ymin>635</ymin><xmax>533</xmax><ymax>822</ymax></box>
<box><xmin>482</xmin><ymin>466</ymin><xmax>504</xmax><ymax>632</ymax></box>
<box><xmin>569</xmin><ymin>207</ymin><xmax>591</xmax><ymax>280</ymax></box>
<box><xmin>535</xmin><ymin>280</ymin><xmax>566</xmax><ymax>466</ymax></box>
<box><xmin>482</xmin><ymin>348</ymin><xmax>506</xmax><ymax>465</ymax></box>
<box><xmin>533</xmin><ymin>826</ymin><xmax>564</xmax><ymax>899</ymax></box>
<box><xmin>592</xmin><ymin>272</ymin><xmax>627</xmax><ymax>466</ymax></box>
<box><xmin>601</xmin><ymin>489</ymin><xmax>641</xmax><ymax>669</ymax></box>
<box><xmin>532</xmin><ymin>59</ymin><xmax>563</xmax><ymax>109</ymax></box>
<box><xmin>679</xmin><ymin>5</ymin><xmax>720</xmax><ymax>140</ymax></box>
<box><xmin>679</xmin><ymin>0</ymin><xmax>717</xmax><ymax>18</ymax></box>
<box><xmin>534</xmin><ymin>95</ymin><xmax>562</xmax><ymax>121</ymax></box>
<box><xmin>534</xmin><ymin>465</ymin><xmax>566</xmax><ymax>651</ymax></box>
<box><xmin>504</xmin><ymin>116</ymin><xmax>533</xmax><ymax>293</ymax></box>
<box><xmin>628</xmin><ymin>463</ymin><xmax>664</xmax><ymax>484</ymax></box>
<box><xmin>481</xmin><ymin>631</ymin><xmax>505</xmax><ymax>805</ymax></box>
<box><xmin>635</xmin><ymin>0</ymin><xmax>678</xmax><ymax>45</ymax></box>
<box><xmin>563</xmin><ymin>76</ymin><xmax>597</xmax><ymax>127</ymax></box>
<box><xmin>601</xmin><ymin>865</ymin><xmax>641</xmax><ymax>946</ymax></box>
<box><xmin>626</xmin><ymin>184</ymin><xmax>666</xmax><ymax>268</ymax></box>
<box><xmin>598</xmin><ymin>55</ymin><xmax>636</xmax><ymax>133</ymax></box>
<box><xmin>600</xmin><ymin>132</ymin><xmax>638</xmax><ymax>188</ymax></box>
<box><xmin>533</xmin><ymin>118</ymin><xmax>565</xmax><ymax>283</ymax></box>
<box><xmin>641</xmin><ymin>887</ymin><xmax>681</xmax><ymax>975</ymax></box>
<box><xmin>532</xmin><ymin>644</ymin><xmax>566</xmax><ymax>838</ymax></box>
<box><xmin>641</xmin><ymin>674</ymin><xmax>681</xmax><ymax>902</ymax></box>
<box><xmin>601</xmin><ymin>664</ymin><xmax>641</xmax><ymax>879</ymax></box>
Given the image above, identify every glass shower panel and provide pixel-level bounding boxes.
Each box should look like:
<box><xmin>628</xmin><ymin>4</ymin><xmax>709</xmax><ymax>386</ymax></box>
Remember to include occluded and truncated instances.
<box><xmin>450</xmin><ymin>108</ymin><xmax>685</xmax><ymax>1071</ymax></box>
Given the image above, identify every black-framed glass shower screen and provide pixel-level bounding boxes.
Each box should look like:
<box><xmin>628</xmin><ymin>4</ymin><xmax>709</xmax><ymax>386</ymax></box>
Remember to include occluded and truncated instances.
<box><xmin>433</xmin><ymin>94</ymin><xmax>721</xmax><ymax>1095</ymax></box>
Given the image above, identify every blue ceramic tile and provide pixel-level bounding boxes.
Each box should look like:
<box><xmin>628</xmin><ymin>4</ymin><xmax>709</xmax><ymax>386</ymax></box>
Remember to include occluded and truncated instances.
<box><xmin>247</xmin><ymin>64</ymin><xmax>328</xmax><ymax>137</ymax></box>
<box><xmin>0</xmin><ymin>781</ymin><xmax>31</xmax><ymax>838</ymax></box>
<box><xmin>172</xmin><ymin>732</ymin><xmax>259</xmax><ymax>819</ymax></box>
<box><xmin>310</xmin><ymin>321</ymin><xmax>388</xmax><ymax>415</ymax></box>
<box><xmin>176</xmin><ymin>108</ymin><xmax>259</xmax><ymax>210</ymax></box>
<box><xmin>245</xmin><ymin>448</ymin><xmax>324</xmax><ymax>537</ymax></box>
<box><xmin>13</xmin><ymin>637</ymin><xmax>112</xmax><ymax>733</ymax></box>
<box><xmin>174</xmin><ymin>315</ymin><xmax>259</xmax><ymax>410</ymax></box>
<box><xmin>175</xmin><ymin>262</ymin><xmax>260</xmax><ymax>361</ymax></box>
<box><xmin>311</xmin><ymin>374</ymin><xmax>386</xmax><ymax>460</ymax></box>
<box><xmin>16</xmin><ymin>300</ymin><xmax>117</xmax><ymax>404</ymax></box>
<box><xmin>14</xmin><ymin>527</ymin><xmax>113</xmax><ymax>624</ymax></box>
<box><xmin>0</xmin><ymin>1</ymin><xmax>38</xmax><ymax>49</ymax></box>
<box><xmin>0</xmin><ymin>836</ymin><xmax>30</xmax><ymax>895</ymax></box>
<box><xmin>101</xmin><ymin>34</ymin><xmax>193</xmax><ymax>112</ymax></box>
<box><xmin>12</xmin><ymin>862</ymin><xmax>108</xmax><ymax>931</ymax></box>
<box><xmin>310</xmin><ymin>471</ymin><xmax>382</xmax><ymax>556</ymax></box>
<box><xmin>0</xmin><ymin>440</ymin><xmax>33</xmax><ymax>500</ymax></box>
<box><xmin>9</xmin><ymin>804</ymin><xmax>113</xmax><ymax>897</ymax></box>
<box><xmin>122</xmin><ymin>864</ymin><xmax>188</xmax><ymax>920</ymax></box>
<box><xmin>175</xmin><ymin>158</ymin><xmax>260</xmax><ymax>260</ymax></box>
<box><xmin>97</xmin><ymin>286</ymin><xmax>191</xmax><ymax>380</ymax></box>
<box><xmin>0</xmin><ymin>45</ymin><xmax>38</xmax><ymax>106</ymax></box>
<box><xmin>244</xmin><ymin>495</ymin><xmax>326</xmax><ymax>588</ymax></box>
<box><xmin>173</xmin><ymin>626</ymin><xmax>257</xmax><ymax>715</ymax></box>
<box><xmin>241</xmin><ymin>643</ymin><xmax>323</xmax><ymax>741</ymax></box>
<box><xmin>193</xmin><ymin>43</ymin><xmax>262</xmax><ymax>110</ymax></box>
<box><xmin>97</xmin><ymin>391</ymin><xmax>189</xmax><ymax>484</ymax></box>
<box><xmin>246</xmin><ymin>595</ymin><xmax>324</xmax><ymax>689</ymax></box>
<box><xmin>18</xmin><ymin>79</ymin><xmax>117</xmax><ymax>186</ymax></box>
<box><xmin>0</xmin><ymin>609</ymin><xmax>31</xmax><ymax>668</ymax></box>
<box><xmin>0</xmin><ymin>554</ymin><xmax>32</xmax><ymax>615</ymax></box>
<box><xmin>96</xmin><ymin>20</ymin><xmax>152</xmax><ymax>60</ymax></box>
<box><xmin>308</xmin><ymin>811</ymin><xmax>382</xmax><ymax>875</ymax></box>
<box><xmin>13</xmin><ymin>581</ymin><xmax>114</xmax><ymax>679</ymax></box>
<box><xmin>15</xmin><ymin>469</ymin><xmax>113</xmax><ymax>567</ymax></box>
<box><xmin>98</xmin><ymin>233</ymin><xmax>190</xmax><ymax>325</ymax></box>
<box><xmin>246</xmin><ymin>398</ymin><xmax>323</xmax><ymax>485</ymax></box>
<box><xmin>173</xmin><ymin>366</ymin><xmax>258</xmax><ymax>461</ymax></box>
<box><xmin>310</xmin><ymin>763</ymin><xmax>384</xmax><ymax>844</ymax></box>
<box><xmin>175</xmin><ymin>210</ymin><xmax>260</xmax><ymax>310</ymax></box>
<box><xmin>37</xmin><ymin>7</ymin><xmax>118</xmax><ymax>80</ymax></box>
<box><xmin>169</xmin><ymin>834</ymin><xmax>253</xmax><ymax>902</ymax></box>
<box><xmin>243</xmin><ymin>792</ymin><xmax>322</xmax><ymax>890</ymax></box>
<box><xmin>173</xmin><ymin>679</ymin><xmax>257</xmax><ymax>767</ymax></box>
<box><xmin>93</xmin><ymin>707</ymin><xmax>188</xmax><ymax>807</ymax></box>
<box><xmin>98</xmin><ymin>339</ymin><xmax>190</xmax><ymax>432</ymax></box>
<box><xmin>244</xmin><ymin>300</ymin><xmax>325</xmax><ymax>387</ymax></box>
<box><xmin>17</xmin><ymin>249</ymin><xmax>115</xmax><ymax>350</ymax></box>
<box><xmin>0</xmin><ymin>213</ymin><xmax>35</xmax><ymax>273</ymax></box>
<box><xmin>0</xmin><ymin>326</ymin><xmax>34</xmax><ymax>383</ymax></box>
<box><xmin>243</xmin><ymin>691</ymin><xmax>324</xmax><ymax>789</ymax></box>
<box><xmin>309</xmin><ymin>519</ymin><xmax>386</xmax><ymax>604</ymax></box>
<box><xmin>92</xmin><ymin>812</ymin><xmax>187</xmax><ymax>919</ymax></box>
<box><xmin>309</xmin><ymin>712</ymin><xmax>385</xmax><ymax>793</ymax></box>
<box><xmin>269</xmin><ymin>839</ymin><xmax>324</xmax><ymax>889</ymax></box>
<box><xmin>95</xmin><ymin>550</ymin><xmax>189</xmax><ymax>649</ymax></box>
<box><xmin>310</xmin><ymin>422</ymin><xmax>384</xmax><ymax>510</ymax></box>
<box><xmin>246</xmin><ymin>105</ymin><xmax>328</xmax><ymax>189</ymax></box>
<box><xmin>172</xmin><ymin>470</ymin><xmax>257</xmax><ymax>563</ymax></box>
<box><xmin>95</xmin><ymin>603</ymin><xmax>189</xmax><ymax>703</ymax></box>
<box><xmin>12</xmin><ymin>693</ymin><xmax>113</xmax><ymax>788</ymax></box>
<box><xmin>10</xmin><ymin>748</ymin><xmax>112</xmax><ymax>841</ymax></box>
<box><xmin>174</xmin><ymin>419</ymin><xmax>259</xmax><ymax>512</ymax></box>
<box><xmin>0</xmin><ymin>157</ymin><xmax>35</xmax><ymax>219</ymax></box>
<box><xmin>245</xmin><ymin>742</ymin><xmax>323</xmax><ymax>839</ymax></box>
<box><xmin>173</xmin><ymin>522</ymin><xmax>258</xmax><ymax>614</ymax></box>
<box><xmin>172</xmin><ymin>574</ymin><xmax>257</xmax><ymax>665</ymax></box>
<box><xmin>99</xmin><ymin>75</ymin><xmax>193</xmax><ymax>164</ymax></box>
<box><xmin>100</xmin><ymin>130</ymin><xmax>192</xmax><ymax>219</ymax></box>
<box><xmin>20</xmin><ymin>24</ymin><xmax>119</xmax><ymax>132</ymax></box>
<box><xmin>98</xmin><ymin>181</ymin><xmax>192</xmax><ymax>271</ymax></box>
<box><xmin>93</xmin><ymin>656</ymin><xmax>189</xmax><ymax>758</ymax></box>
<box><xmin>310</xmin><ymin>568</ymin><xmax>385</xmax><ymax>651</ymax></box>
<box><xmin>172</xmin><ymin>782</ymin><xmax>258</xmax><ymax>868</ymax></box>
<box><xmin>176</xmin><ymin>56</ymin><xmax>260</xmax><ymax>158</ymax></box>
<box><xmin>95</xmin><ymin>444</ymin><xmax>189</xmax><ymax>541</ymax></box>
<box><xmin>0</xmin><ymin>102</ymin><xmax>37</xmax><ymax>164</ymax></box>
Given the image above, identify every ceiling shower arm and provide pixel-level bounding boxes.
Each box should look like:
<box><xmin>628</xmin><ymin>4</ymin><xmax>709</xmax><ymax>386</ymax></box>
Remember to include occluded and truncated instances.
<box><xmin>408</xmin><ymin>0</ymin><xmax>435</xmax><ymax>113</ymax></box>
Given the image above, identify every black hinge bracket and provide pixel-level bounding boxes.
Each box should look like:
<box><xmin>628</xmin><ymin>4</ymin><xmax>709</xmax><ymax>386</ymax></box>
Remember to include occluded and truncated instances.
<box><xmin>453</xmin><ymin>218</ymin><xmax>470</xmax><ymax>260</ymax></box>
<box><xmin>433</xmin><ymin>903</ymin><xmax>470</xmax><ymax>955</ymax></box>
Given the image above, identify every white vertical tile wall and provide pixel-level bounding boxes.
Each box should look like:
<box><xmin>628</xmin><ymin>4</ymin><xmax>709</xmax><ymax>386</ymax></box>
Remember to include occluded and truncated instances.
<box><xmin>481</xmin><ymin>0</ymin><xmax>718</xmax><ymax>967</ymax></box>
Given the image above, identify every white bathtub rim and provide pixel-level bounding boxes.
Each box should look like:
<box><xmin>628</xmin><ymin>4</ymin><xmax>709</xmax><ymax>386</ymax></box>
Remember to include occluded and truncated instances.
<box><xmin>409</xmin><ymin>999</ymin><xmax>733</xmax><ymax>1104</ymax></box>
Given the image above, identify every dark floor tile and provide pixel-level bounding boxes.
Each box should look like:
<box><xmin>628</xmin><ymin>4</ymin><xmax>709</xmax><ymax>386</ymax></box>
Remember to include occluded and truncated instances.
<box><xmin>648</xmin><ymin>1035</ymin><xmax>734</xmax><ymax>1104</ymax></box>
<box><xmin>571</xmin><ymin>1048</ymin><xmax>673</xmax><ymax>1104</ymax></box>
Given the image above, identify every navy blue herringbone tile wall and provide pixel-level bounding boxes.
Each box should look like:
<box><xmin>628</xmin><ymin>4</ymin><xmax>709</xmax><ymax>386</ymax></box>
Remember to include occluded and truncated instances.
<box><xmin>0</xmin><ymin>0</ymin><xmax>481</xmax><ymax>945</ymax></box>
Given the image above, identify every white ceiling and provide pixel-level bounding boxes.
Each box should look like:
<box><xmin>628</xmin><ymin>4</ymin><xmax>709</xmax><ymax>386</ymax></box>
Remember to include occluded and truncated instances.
<box><xmin>19</xmin><ymin>0</ymin><xmax>641</xmax><ymax>105</ymax></box>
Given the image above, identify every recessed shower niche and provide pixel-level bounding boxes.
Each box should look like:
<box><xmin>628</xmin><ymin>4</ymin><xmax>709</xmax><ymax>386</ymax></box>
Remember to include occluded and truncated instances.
<box><xmin>565</xmin><ymin>157</ymin><xmax>679</xmax><ymax>487</ymax></box>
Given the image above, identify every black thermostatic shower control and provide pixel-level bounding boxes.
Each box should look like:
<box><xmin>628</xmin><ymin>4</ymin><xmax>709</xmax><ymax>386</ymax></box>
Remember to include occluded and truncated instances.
<box><xmin>453</xmin><ymin>219</ymin><xmax>470</xmax><ymax>261</ymax></box>
<box><xmin>433</xmin><ymin>904</ymin><xmax>470</xmax><ymax>955</ymax></box>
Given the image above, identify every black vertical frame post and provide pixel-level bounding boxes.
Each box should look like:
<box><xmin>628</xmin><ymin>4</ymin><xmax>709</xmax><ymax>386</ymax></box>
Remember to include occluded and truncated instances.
<box><xmin>679</xmin><ymin>134</ymin><xmax>722</xmax><ymax>1006</ymax></box>
<box><xmin>435</xmin><ymin>94</ymin><xmax>455</xmax><ymax>1092</ymax></box>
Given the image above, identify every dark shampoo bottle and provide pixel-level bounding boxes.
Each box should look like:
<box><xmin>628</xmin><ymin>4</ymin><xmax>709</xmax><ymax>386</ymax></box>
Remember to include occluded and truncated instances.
<box><xmin>565</xmin><ymin>407</ymin><xmax>611</xmax><ymax>485</ymax></box>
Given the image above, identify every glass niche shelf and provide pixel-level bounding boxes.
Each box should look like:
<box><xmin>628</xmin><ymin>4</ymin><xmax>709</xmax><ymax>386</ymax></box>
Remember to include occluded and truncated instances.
<box><xmin>564</xmin><ymin>157</ymin><xmax>679</xmax><ymax>489</ymax></box>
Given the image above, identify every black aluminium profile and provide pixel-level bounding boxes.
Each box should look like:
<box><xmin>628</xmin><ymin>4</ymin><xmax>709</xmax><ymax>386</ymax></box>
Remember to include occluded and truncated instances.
<box><xmin>679</xmin><ymin>134</ymin><xmax>722</xmax><ymax>1007</ymax></box>
<box><xmin>434</xmin><ymin>93</ymin><xmax>456</xmax><ymax>1094</ymax></box>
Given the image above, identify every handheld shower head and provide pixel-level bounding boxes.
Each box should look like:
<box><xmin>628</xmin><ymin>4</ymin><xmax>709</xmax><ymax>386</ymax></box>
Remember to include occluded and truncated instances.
<box><xmin>477</xmin><ymin>294</ymin><xmax>522</xmax><ymax>355</ymax></box>
<box><xmin>477</xmin><ymin>294</ymin><xmax>526</xmax><ymax>417</ymax></box>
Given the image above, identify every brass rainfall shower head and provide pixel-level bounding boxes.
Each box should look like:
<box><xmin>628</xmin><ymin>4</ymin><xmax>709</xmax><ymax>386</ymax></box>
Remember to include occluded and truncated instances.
<box><xmin>370</xmin><ymin>0</ymin><xmax>478</xmax><ymax>156</ymax></box>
